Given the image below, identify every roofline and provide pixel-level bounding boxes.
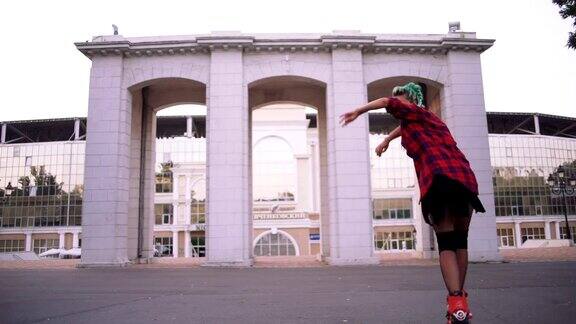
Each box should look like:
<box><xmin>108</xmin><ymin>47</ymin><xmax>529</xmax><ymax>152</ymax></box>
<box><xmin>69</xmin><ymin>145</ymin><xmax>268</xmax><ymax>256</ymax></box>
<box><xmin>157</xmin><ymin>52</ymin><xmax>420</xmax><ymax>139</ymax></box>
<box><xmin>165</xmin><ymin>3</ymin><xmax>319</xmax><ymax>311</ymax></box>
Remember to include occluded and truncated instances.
<box><xmin>2</xmin><ymin>111</ymin><xmax>575</xmax><ymax>125</ymax></box>
<box><xmin>0</xmin><ymin>115</ymin><xmax>207</xmax><ymax>125</ymax></box>
<box><xmin>486</xmin><ymin>111</ymin><xmax>576</xmax><ymax>122</ymax></box>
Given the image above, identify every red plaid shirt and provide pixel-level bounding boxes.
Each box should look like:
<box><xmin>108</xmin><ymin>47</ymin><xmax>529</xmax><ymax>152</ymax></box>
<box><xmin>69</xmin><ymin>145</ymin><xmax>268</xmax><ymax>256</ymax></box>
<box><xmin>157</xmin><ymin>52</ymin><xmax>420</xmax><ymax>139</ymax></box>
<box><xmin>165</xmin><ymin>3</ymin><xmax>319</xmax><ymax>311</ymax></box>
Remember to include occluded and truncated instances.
<box><xmin>385</xmin><ymin>97</ymin><xmax>479</xmax><ymax>200</ymax></box>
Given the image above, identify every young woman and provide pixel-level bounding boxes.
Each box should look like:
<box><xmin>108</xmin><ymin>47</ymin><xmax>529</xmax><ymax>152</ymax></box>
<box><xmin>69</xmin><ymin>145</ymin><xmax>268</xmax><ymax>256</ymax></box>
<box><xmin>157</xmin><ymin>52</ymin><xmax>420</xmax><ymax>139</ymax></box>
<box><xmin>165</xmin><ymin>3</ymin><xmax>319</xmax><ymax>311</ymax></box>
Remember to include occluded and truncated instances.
<box><xmin>339</xmin><ymin>82</ymin><xmax>485</xmax><ymax>324</ymax></box>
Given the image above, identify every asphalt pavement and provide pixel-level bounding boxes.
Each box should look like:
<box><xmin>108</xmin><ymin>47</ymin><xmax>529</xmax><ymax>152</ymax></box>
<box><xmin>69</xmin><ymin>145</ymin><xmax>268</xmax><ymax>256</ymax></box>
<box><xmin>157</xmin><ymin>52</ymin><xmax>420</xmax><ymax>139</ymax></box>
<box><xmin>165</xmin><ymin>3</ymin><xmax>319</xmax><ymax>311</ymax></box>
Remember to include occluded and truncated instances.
<box><xmin>1</xmin><ymin>261</ymin><xmax>575</xmax><ymax>323</ymax></box>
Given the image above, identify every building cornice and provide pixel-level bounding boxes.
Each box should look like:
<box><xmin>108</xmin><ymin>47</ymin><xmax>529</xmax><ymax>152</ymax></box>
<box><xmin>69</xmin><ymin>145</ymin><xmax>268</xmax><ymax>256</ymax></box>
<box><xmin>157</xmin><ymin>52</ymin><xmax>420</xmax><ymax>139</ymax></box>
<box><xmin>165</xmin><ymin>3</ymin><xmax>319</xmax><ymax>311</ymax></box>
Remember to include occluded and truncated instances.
<box><xmin>75</xmin><ymin>32</ymin><xmax>494</xmax><ymax>59</ymax></box>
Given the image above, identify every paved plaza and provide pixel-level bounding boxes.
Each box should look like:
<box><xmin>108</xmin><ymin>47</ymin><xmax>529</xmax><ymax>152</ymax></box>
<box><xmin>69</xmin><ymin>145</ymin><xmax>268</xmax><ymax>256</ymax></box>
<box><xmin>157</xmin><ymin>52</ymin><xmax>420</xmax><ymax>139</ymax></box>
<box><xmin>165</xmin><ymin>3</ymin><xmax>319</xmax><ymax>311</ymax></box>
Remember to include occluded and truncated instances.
<box><xmin>1</xmin><ymin>260</ymin><xmax>575</xmax><ymax>324</ymax></box>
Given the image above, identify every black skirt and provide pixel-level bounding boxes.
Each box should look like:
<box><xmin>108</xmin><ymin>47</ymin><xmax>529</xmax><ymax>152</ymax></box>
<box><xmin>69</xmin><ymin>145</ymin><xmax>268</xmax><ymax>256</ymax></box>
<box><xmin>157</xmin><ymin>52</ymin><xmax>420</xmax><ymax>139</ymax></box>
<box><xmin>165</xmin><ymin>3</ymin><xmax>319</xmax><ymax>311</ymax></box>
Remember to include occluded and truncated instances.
<box><xmin>420</xmin><ymin>175</ymin><xmax>486</xmax><ymax>226</ymax></box>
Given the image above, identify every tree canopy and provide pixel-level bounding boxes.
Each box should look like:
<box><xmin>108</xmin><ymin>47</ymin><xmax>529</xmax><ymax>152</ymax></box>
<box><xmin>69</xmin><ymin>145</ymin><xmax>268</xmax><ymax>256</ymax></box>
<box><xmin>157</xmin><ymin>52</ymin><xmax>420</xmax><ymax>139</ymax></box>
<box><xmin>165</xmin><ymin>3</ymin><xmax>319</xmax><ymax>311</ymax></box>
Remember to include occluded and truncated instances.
<box><xmin>553</xmin><ymin>0</ymin><xmax>576</xmax><ymax>49</ymax></box>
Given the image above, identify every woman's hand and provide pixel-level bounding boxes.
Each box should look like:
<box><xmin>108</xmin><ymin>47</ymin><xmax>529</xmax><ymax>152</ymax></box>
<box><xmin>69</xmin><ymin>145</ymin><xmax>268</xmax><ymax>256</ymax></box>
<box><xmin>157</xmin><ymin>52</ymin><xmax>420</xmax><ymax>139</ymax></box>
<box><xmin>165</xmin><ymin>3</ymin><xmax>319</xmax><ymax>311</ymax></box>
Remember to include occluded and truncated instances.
<box><xmin>375</xmin><ymin>139</ymin><xmax>390</xmax><ymax>157</ymax></box>
<box><xmin>339</xmin><ymin>109</ymin><xmax>360</xmax><ymax>127</ymax></box>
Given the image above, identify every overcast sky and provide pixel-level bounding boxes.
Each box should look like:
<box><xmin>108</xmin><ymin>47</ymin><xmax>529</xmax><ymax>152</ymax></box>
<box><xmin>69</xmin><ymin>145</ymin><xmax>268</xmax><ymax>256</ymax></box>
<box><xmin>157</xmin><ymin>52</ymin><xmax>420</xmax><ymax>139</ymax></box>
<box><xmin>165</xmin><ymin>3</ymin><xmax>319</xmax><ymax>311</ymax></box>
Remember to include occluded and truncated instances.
<box><xmin>0</xmin><ymin>0</ymin><xmax>574</xmax><ymax>121</ymax></box>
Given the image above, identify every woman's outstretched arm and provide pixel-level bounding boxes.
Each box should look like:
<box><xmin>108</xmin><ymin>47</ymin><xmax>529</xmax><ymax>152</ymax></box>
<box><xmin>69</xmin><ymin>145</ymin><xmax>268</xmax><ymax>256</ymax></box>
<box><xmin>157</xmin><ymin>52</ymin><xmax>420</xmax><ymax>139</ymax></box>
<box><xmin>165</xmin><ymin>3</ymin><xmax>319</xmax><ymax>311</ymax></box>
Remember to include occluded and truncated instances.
<box><xmin>339</xmin><ymin>97</ymin><xmax>389</xmax><ymax>126</ymax></box>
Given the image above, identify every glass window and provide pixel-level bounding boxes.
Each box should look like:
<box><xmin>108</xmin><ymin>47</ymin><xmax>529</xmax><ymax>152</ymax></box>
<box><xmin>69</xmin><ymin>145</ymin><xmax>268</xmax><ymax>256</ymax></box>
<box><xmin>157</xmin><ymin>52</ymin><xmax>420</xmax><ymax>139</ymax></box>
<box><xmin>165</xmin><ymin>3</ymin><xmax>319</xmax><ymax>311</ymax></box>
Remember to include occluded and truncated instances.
<box><xmin>254</xmin><ymin>232</ymin><xmax>296</xmax><ymax>256</ymax></box>
<box><xmin>155</xmin><ymin>162</ymin><xmax>173</xmax><ymax>193</ymax></box>
<box><xmin>520</xmin><ymin>227</ymin><xmax>545</xmax><ymax>243</ymax></box>
<box><xmin>559</xmin><ymin>226</ymin><xmax>576</xmax><ymax>243</ymax></box>
<box><xmin>33</xmin><ymin>238</ymin><xmax>59</xmax><ymax>258</ymax></box>
<box><xmin>372</xmin><ymin>198</ymin><xmax>412</xmax><ymax>220</ymax></box>
<box><xmin>0</xmin><ymin>239</ymin><xmax>25</xmax><ymax>252</ymax></box>
<box><xmin>374</xmin><ymin>231</ymin><xmax>416</xmax><ymax>251</ymax></box>
<box><xmin>190</xmin><ymin>234</ymin><xmax>205</xmax><ymax>257</ymax></box>
<box><xmin>155</xmin><ymin>204</ymin><xmax>173</xmax><ymax>225</ymax></box>
<box><xmin>496</xmin><ymin>228</ymin><xmax>515</xmax><ymax>247</ymax></box>
<box><xmin>190</xmin><ymin>179</ymin><xmax>206</xmax><ymax>224</ymax></box>
<box><xmin>0</xmin><ymin>142</ymin><xmax>84</xmax><ymax>229</ymax></box>
<box><xmin>490</xmin><ymin>135</ymin><xmax>576</xmax><ymax>217</ymax></box>
<box><xmin>154</xmin><ymin>237</ymin><xmax>173</xmax><ymax>257</ymax></box>
<box><xmin>370</xmin><ymin>134</ymin><xmax>416</xmax><ymax>190</ymax></box>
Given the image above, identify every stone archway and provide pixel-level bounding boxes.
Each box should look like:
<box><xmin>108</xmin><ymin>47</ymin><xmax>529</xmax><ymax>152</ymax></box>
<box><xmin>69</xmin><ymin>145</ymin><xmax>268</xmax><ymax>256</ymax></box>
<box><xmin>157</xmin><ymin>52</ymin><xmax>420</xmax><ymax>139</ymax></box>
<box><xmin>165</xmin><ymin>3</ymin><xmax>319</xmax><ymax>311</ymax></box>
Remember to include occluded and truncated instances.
<box><xmin>80</xmin><ymin>73</ymin><xmax>206</xmax><ymax>266</ymax></box>
<box><xmin>77</xmin><ymin>31</ymin><xmax>499</xmax><ymax>267</ymax></box>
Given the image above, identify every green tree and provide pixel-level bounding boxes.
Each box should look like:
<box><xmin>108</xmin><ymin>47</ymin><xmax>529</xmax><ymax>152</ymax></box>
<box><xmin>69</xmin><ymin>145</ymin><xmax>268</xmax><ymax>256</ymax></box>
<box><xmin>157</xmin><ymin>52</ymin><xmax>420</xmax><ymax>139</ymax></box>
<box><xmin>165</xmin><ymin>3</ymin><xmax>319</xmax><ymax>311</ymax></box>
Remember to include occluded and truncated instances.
<box><xmin>30</xmin><ymin>166</ymin><xmax>64</xmax><ymax>196</ymax></box>
<box><xmin>553</xmin><ymin>0</ymin><xmax>576</xmax><ymax>49</ymax></box>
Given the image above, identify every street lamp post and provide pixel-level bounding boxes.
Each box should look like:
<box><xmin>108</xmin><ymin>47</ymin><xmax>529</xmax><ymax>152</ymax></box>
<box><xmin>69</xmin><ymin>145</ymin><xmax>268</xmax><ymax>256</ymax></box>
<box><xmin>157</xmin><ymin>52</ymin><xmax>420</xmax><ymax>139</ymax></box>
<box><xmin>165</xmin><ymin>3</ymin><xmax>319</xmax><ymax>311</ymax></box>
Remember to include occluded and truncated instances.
<box><xmin>548</xmin><ymin>166</ymin><xmax>576</xmax><ymax>242</ymax></box>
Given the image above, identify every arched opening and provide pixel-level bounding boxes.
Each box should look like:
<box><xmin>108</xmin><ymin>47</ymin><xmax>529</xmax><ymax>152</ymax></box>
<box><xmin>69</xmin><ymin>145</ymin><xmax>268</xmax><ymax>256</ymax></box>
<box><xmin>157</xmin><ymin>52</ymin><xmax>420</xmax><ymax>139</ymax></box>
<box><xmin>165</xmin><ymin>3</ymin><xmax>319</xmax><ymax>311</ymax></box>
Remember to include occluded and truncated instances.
<box><xmin>367</xmin><ymin>76</ymin><xmax>444</xmax><ymax>259</ymax></box>
<box><xmin>367</xmin><ymin>76</ymin><xmax>443</xmax><ymax>117</ymax></box>
<box><xmin>249</xmin><ymin>76</ymin><xmax>327</xmax><ymax>261</ymax></box>
<box><xmin>253</xmin><ymin>230</ymin><xmax>299</xmax><ymax>256</ymax></box>
<box><xmin>127</xmin><ymin>78</ymin><xmax>206</xmax><ymax>261</ymax></box>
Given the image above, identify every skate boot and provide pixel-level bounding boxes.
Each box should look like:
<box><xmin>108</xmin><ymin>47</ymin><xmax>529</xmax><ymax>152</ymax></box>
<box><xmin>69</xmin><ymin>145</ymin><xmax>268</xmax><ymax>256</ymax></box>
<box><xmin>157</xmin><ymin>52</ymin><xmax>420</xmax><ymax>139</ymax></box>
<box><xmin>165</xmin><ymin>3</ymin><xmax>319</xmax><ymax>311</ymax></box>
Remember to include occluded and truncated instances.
<box><xmin>446</xmin><ymin>291</ymin><xmax>472</xmax><ymax>324</ymax></box>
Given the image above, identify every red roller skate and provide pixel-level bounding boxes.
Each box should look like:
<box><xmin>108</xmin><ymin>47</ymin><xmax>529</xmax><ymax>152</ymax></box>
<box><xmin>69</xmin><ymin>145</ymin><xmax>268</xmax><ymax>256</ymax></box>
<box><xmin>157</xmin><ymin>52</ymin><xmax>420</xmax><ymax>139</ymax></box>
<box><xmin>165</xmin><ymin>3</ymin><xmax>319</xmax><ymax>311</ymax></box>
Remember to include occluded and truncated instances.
<box><xmin>446</xmin><ymin>291</ymin><xmax>472</xmax><ymax>323</ymax></box>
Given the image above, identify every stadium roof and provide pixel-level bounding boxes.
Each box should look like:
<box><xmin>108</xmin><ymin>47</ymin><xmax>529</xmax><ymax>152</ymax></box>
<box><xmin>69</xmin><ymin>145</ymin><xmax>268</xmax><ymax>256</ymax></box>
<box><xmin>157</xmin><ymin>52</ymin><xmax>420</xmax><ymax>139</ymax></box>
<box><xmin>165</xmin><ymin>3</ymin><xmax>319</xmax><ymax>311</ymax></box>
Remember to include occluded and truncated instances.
<box><xmin>1</xmin><ymin>112</ymin><xmax>574</xmax><ymax>143</ymax></box>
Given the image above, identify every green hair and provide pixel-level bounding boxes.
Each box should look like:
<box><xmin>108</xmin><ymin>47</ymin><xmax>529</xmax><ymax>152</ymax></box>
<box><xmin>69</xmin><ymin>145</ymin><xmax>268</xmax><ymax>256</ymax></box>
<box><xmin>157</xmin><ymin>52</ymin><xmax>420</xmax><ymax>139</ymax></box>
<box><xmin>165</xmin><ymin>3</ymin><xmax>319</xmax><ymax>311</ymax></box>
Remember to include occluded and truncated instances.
<box><xmin>392</xmin><ymin>82</ymin><xmax>424</xmax><ymax>107</ymax></box>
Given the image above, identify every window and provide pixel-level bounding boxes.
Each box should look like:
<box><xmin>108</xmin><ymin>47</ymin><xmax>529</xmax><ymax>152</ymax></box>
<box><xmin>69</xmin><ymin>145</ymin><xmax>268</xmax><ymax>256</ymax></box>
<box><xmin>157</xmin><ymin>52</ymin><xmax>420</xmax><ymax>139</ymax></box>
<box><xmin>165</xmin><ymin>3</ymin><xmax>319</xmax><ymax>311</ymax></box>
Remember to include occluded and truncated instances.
<box><xmin>190</xmin><ymin>180</ymin><xmax>206</xmax><ymax>225</ymax></box>
<box><xmin>0</xmin><ymin>239</ymin><xmax>25</xmax><ymax>252</ymax></box>
<box><xmin>154</xmin><ymin>237</ymin><xmax>173</xmax><ymax>257</ymax></box>
<box><xmin>0</xmin><ymin>142</ymin><xmax>85</xmax><ymax>229</ymax></box>
<box><xmin>369</xmin><ymin>134</ymin><xmax>416</xmax><ymax>190</ymax></box>
<box><xmin>191</xmin><ymin>235</ymin><xmax>205</xmax><ymax>257</ymax></box>
<box><xmin>497</xmin><ymin>228</ymin><xmax>515</xmax><ymax>247</ymax></box>
<box><xmin>490</xmin><ymin>136</ymin><xmax>576</xmax><ymax>218</ymax></box>
<box><xmin>155</xmin><ymin>204</ymin><xmax>173</xmax><ymax>225</ymax></box>
<box><xmin>155</xmin><ymin>162</ymin><xmax>173</xmax><ymax>193</ymax></box>
<box><xmin>373</xmin><ymin>198</ymin><xmax>412</xmax><ymax>220</ymax></box>
<box><xmin>254</xmin><ymin>232</ymin><xmax>296</xmax><ymax>256</ymax></box>
<box><xmin>511</xmin><ymin>206</ymin><xmax>519</xmax><ymax>216</ymax></box>
<box><xmin>535</xmin><ymin>205</ymin><xmax>543</xmax><ymax>215</ymax></box>
<box><xmin>520</xmin><ymin>227</ymin><xmax>545</xmax><ymax>243</ymax></box>
<box><xmin>374</xmin><ymin>231</ymin><xmax>415</xmax><ymax>251</ymax></box>
<box><xmin>33</xmin><ymin>238</ymin><xmax>59</xmax><ymax>258</ymax></box>
<box><xmin>559</xmin><ymin>226</ymin><xmax>576</xmax><ymax>243</ymax></box>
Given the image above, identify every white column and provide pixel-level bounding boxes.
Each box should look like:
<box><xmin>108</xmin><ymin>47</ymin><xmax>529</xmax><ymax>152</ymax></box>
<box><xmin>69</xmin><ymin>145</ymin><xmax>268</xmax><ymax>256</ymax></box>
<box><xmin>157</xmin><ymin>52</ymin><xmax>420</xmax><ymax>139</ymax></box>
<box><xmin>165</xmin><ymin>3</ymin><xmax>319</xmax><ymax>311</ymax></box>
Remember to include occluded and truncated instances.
<box><xmin>444</xmin><ymin>51</ymin><xmax>501</xmax><ymax>261</ymax></box>
<box><xmin>555</xmin><ymin>221</ymin><xmax>561</xmax><ymax>239</ymax></box>
<box><xmin>59</xmin><ymin>232</ymin><xmax>66</xmax><ymax>249</ymax></box>
<box><xmin>205</xmin><ymin>49</ymin><xmax>252</xmax><ymax>266</ymax></box>
<box><xmin>514</xmin><ymin>222</ymin><xmax>523</xmax><ymax>248</ymax></box>
<box><xmin>544</xmin><ymin>221</ymin><xmax>551</xmax><ymax>239</ymax></box>
<box><xmin>172</xmin><ymin>203</ymin><xmax>178</xmax><ymax>225</ymax></box>
<box><xmin>323</xmin><ymin>48</ymin><xmax>378</xmax><ymax>265</ymax></box>
<box><xmin>80</xmin><ymin>54</ymin><xmax>130</xmax><ymax>267</ymax></box>
<box><xmin>172</xmin><ymin>173</ymin><xmax>179</xmax><ymax>225</ymax></box>
<box><xmin>74</xmin><ymin>118</ymin><xmax>81</xmax><ymax>140</ymax></box>
<box><xmin>73</xmin><ymin>232</ymin><xmax>80</xmax><ymax>248</ymax></box>
<box><xmin>533</xmin><ymin>115</ymin><xmax>540</xmax><ymax>135</ymax></box>
<box><xmin>184</xmin><ymin>230</ymin><xmax>191</xmax><ymax>258</ymax></box>
<box><xmin>185</xmin><ymin>176</ymin><xmax>192</xmax><ymax>225</ymax></box>
<box><xmin>1</xmin><ymin>123</ymin><xmax>6</xmax><ymax>143</ymax></box>
<box><xmin>295</xmin><ymin>155</ymin><xmax>310</xmax><ymax>211</ymax></box>
<box><xmin>186</xmin><ymin>116</ymin><xmax>193</xmax><ymax>138</ymax></box>
<box><xmin>172</xmin><ymin>231</ymin><xmax>179</xmax><ymax>258</ymax></box>
<box><xmin>25</xmin><ymin>233</ymin><xmax>32</xmax><ymax>252</ymax></box>
<box><xmin>309</xmin><ymin>142</ymin><xmax>319</xmax><ymax>212</ymax></box>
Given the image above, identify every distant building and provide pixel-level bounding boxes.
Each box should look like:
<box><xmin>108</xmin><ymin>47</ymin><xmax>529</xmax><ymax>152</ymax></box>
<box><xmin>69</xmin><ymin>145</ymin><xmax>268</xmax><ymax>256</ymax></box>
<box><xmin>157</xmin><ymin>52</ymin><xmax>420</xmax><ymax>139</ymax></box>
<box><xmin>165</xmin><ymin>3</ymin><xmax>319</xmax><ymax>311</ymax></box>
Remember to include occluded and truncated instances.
<box><xmin>1</xmin><ymin>108</ymin><xmax>574</xmax><ymax>260</ymax></box>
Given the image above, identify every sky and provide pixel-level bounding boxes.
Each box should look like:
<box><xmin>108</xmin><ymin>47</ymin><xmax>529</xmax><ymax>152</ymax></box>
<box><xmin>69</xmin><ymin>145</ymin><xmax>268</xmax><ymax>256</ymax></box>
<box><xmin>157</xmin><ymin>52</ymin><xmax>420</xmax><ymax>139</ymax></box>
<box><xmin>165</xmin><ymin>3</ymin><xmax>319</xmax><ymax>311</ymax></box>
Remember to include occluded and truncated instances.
<box><xmin>0</xmin><ymin>0</ymin><xmax>575</xmax><ymax>121</ymax></box>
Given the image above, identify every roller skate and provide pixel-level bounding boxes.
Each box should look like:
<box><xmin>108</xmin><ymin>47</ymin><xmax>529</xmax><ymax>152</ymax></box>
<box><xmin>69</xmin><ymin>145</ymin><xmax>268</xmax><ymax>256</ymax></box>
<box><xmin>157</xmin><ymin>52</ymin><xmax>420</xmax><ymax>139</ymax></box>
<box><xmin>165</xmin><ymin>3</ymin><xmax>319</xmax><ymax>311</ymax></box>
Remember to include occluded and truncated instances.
<box><xmin>446</xmin><ymin>291</ymin><xmax>472</xmax><ymax>323</ymax></box>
